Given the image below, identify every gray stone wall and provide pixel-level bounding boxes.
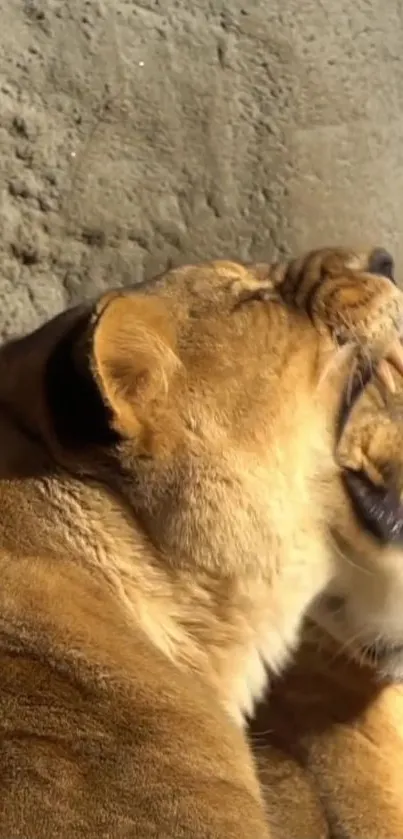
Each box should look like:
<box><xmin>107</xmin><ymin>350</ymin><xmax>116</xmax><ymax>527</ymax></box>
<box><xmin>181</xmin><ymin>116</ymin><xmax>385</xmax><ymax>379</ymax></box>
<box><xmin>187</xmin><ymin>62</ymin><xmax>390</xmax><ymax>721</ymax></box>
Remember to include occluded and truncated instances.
<box><xmin>1</xmin><ymin>0</ymin><xmax>402</xmax><ymax>337</ymax></box>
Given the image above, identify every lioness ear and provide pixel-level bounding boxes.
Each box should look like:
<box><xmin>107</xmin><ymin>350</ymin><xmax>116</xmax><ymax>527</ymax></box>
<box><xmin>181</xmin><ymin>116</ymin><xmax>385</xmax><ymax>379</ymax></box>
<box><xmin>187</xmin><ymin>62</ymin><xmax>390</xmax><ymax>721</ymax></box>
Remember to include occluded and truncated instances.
<box><xmin>92</xmin><ymin>293</ymin><xmax>180</xmax><ymax>437</ymax></box>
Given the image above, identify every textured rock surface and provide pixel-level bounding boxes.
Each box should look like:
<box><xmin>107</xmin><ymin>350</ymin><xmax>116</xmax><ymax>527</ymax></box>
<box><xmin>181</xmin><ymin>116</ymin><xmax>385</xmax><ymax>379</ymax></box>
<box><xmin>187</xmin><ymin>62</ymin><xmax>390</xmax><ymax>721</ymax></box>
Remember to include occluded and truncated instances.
<box><xmin>1</xmin><ymin>0</ymin><xmax>403</xmax><ymax>337</ymax></box>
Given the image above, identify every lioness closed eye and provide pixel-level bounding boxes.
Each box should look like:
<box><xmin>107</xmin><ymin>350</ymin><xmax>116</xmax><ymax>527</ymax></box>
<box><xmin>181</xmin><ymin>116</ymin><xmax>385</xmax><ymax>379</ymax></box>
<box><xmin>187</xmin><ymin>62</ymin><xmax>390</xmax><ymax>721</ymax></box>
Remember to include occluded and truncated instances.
<box><xmin>0</xmin><ymin>246</ymin><xmax>402</xmax><ymax>838</ymax></box>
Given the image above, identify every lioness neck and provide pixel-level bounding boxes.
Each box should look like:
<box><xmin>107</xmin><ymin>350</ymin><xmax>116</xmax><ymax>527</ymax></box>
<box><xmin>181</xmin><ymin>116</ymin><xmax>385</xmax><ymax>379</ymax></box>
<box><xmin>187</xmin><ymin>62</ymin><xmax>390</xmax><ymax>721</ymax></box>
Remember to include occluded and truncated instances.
<box><xmin>0</xmin><ymin>457</ymin><xmax>331</xmax><ymax>726</ymax></box>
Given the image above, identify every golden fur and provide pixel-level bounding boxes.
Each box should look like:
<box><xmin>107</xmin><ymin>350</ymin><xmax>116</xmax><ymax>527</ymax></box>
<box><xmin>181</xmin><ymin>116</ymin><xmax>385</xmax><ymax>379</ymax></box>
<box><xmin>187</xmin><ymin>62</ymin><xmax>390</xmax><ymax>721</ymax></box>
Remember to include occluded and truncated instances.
<box><xmin>0</xmin><ymin>246</ymin><xmax>402</xmax><ymax>836</ymax></box>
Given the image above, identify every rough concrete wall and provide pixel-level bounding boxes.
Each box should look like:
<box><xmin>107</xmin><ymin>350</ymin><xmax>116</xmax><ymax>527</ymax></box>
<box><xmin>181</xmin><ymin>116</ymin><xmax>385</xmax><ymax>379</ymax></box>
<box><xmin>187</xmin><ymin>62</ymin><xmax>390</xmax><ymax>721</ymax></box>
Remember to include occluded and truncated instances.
<box><xmin>1</xmin><ymin>0</ymin><xmax>402</xmax><ymax>338</ymax></box>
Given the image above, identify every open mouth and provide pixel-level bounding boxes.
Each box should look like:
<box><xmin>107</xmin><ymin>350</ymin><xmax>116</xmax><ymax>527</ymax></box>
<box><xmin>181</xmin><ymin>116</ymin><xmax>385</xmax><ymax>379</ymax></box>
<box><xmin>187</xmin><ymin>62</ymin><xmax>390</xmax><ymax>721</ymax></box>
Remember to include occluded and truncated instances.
<box><xmin>338</xmin><ymin>342</ymin><xmax>403</xmax><ymax>544</ymax></box>
<box><xmin>342</xmin><ymin>467</ymin><xmax>403</xmax><ymax>543</ymax></box>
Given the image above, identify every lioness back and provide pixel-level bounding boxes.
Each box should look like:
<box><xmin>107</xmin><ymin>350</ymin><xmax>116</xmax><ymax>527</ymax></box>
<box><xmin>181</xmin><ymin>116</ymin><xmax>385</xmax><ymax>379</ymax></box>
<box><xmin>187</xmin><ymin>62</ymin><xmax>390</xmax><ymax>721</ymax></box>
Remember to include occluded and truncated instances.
<box><xmin>0</xmin><ymin>246</ymin><xmax>402</xmax><ymax>837</ymax></box>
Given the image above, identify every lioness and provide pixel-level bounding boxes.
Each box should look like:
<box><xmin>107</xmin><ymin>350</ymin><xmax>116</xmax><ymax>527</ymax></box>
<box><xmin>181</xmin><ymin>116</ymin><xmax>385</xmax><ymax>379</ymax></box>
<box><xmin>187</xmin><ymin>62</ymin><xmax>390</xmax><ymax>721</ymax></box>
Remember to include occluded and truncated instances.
<box><xmin>0</xmin><ymin>246</ymin><xmax>402</xmax><ymax>837</ymax></box>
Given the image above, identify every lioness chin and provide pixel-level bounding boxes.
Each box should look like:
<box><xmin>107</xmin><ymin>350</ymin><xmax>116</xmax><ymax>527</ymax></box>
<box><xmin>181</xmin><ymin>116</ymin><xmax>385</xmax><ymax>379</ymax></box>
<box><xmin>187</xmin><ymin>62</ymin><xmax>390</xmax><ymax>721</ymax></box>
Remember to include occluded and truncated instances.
<box><xmin>0</xmin><ymin>246</ymin><xmax>402</xmax><ymax>837</ymax></box>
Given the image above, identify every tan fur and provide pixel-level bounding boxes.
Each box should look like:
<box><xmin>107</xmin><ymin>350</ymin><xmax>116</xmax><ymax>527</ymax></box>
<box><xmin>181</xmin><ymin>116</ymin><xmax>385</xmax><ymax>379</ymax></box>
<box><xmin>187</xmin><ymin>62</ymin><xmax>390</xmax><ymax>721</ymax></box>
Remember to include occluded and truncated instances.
<box><xmin>0</xmin><ymin>246</ymin><xmax>401</xmax><ymax>837</ymax></box>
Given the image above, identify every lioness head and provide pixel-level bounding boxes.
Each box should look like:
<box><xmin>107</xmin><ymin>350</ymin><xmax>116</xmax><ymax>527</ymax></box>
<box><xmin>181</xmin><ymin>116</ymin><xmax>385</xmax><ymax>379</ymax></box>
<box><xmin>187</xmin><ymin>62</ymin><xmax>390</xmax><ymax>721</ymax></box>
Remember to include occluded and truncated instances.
<box><xmin>1</xmin><ymin>246</ymin><xmax>403</xmax><ymax>722</ymax></box>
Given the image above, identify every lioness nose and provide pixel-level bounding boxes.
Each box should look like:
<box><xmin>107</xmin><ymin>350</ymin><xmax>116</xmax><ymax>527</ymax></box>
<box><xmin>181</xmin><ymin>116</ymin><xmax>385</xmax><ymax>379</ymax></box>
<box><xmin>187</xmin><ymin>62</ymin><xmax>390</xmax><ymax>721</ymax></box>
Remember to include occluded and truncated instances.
<box><xmin>368</xmin><ymin>247</ymin><xmax>395</xmax><ymax>283</ymax></box>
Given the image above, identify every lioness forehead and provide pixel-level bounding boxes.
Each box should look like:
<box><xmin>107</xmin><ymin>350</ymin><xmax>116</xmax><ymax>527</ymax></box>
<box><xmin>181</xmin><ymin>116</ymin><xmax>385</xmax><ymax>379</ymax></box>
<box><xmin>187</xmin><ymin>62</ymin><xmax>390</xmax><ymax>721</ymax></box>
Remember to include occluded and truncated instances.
<box><xmin>118</xmin><ymin>249</ymin><xmax>375</xmax><ymax>304</ymax></box>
